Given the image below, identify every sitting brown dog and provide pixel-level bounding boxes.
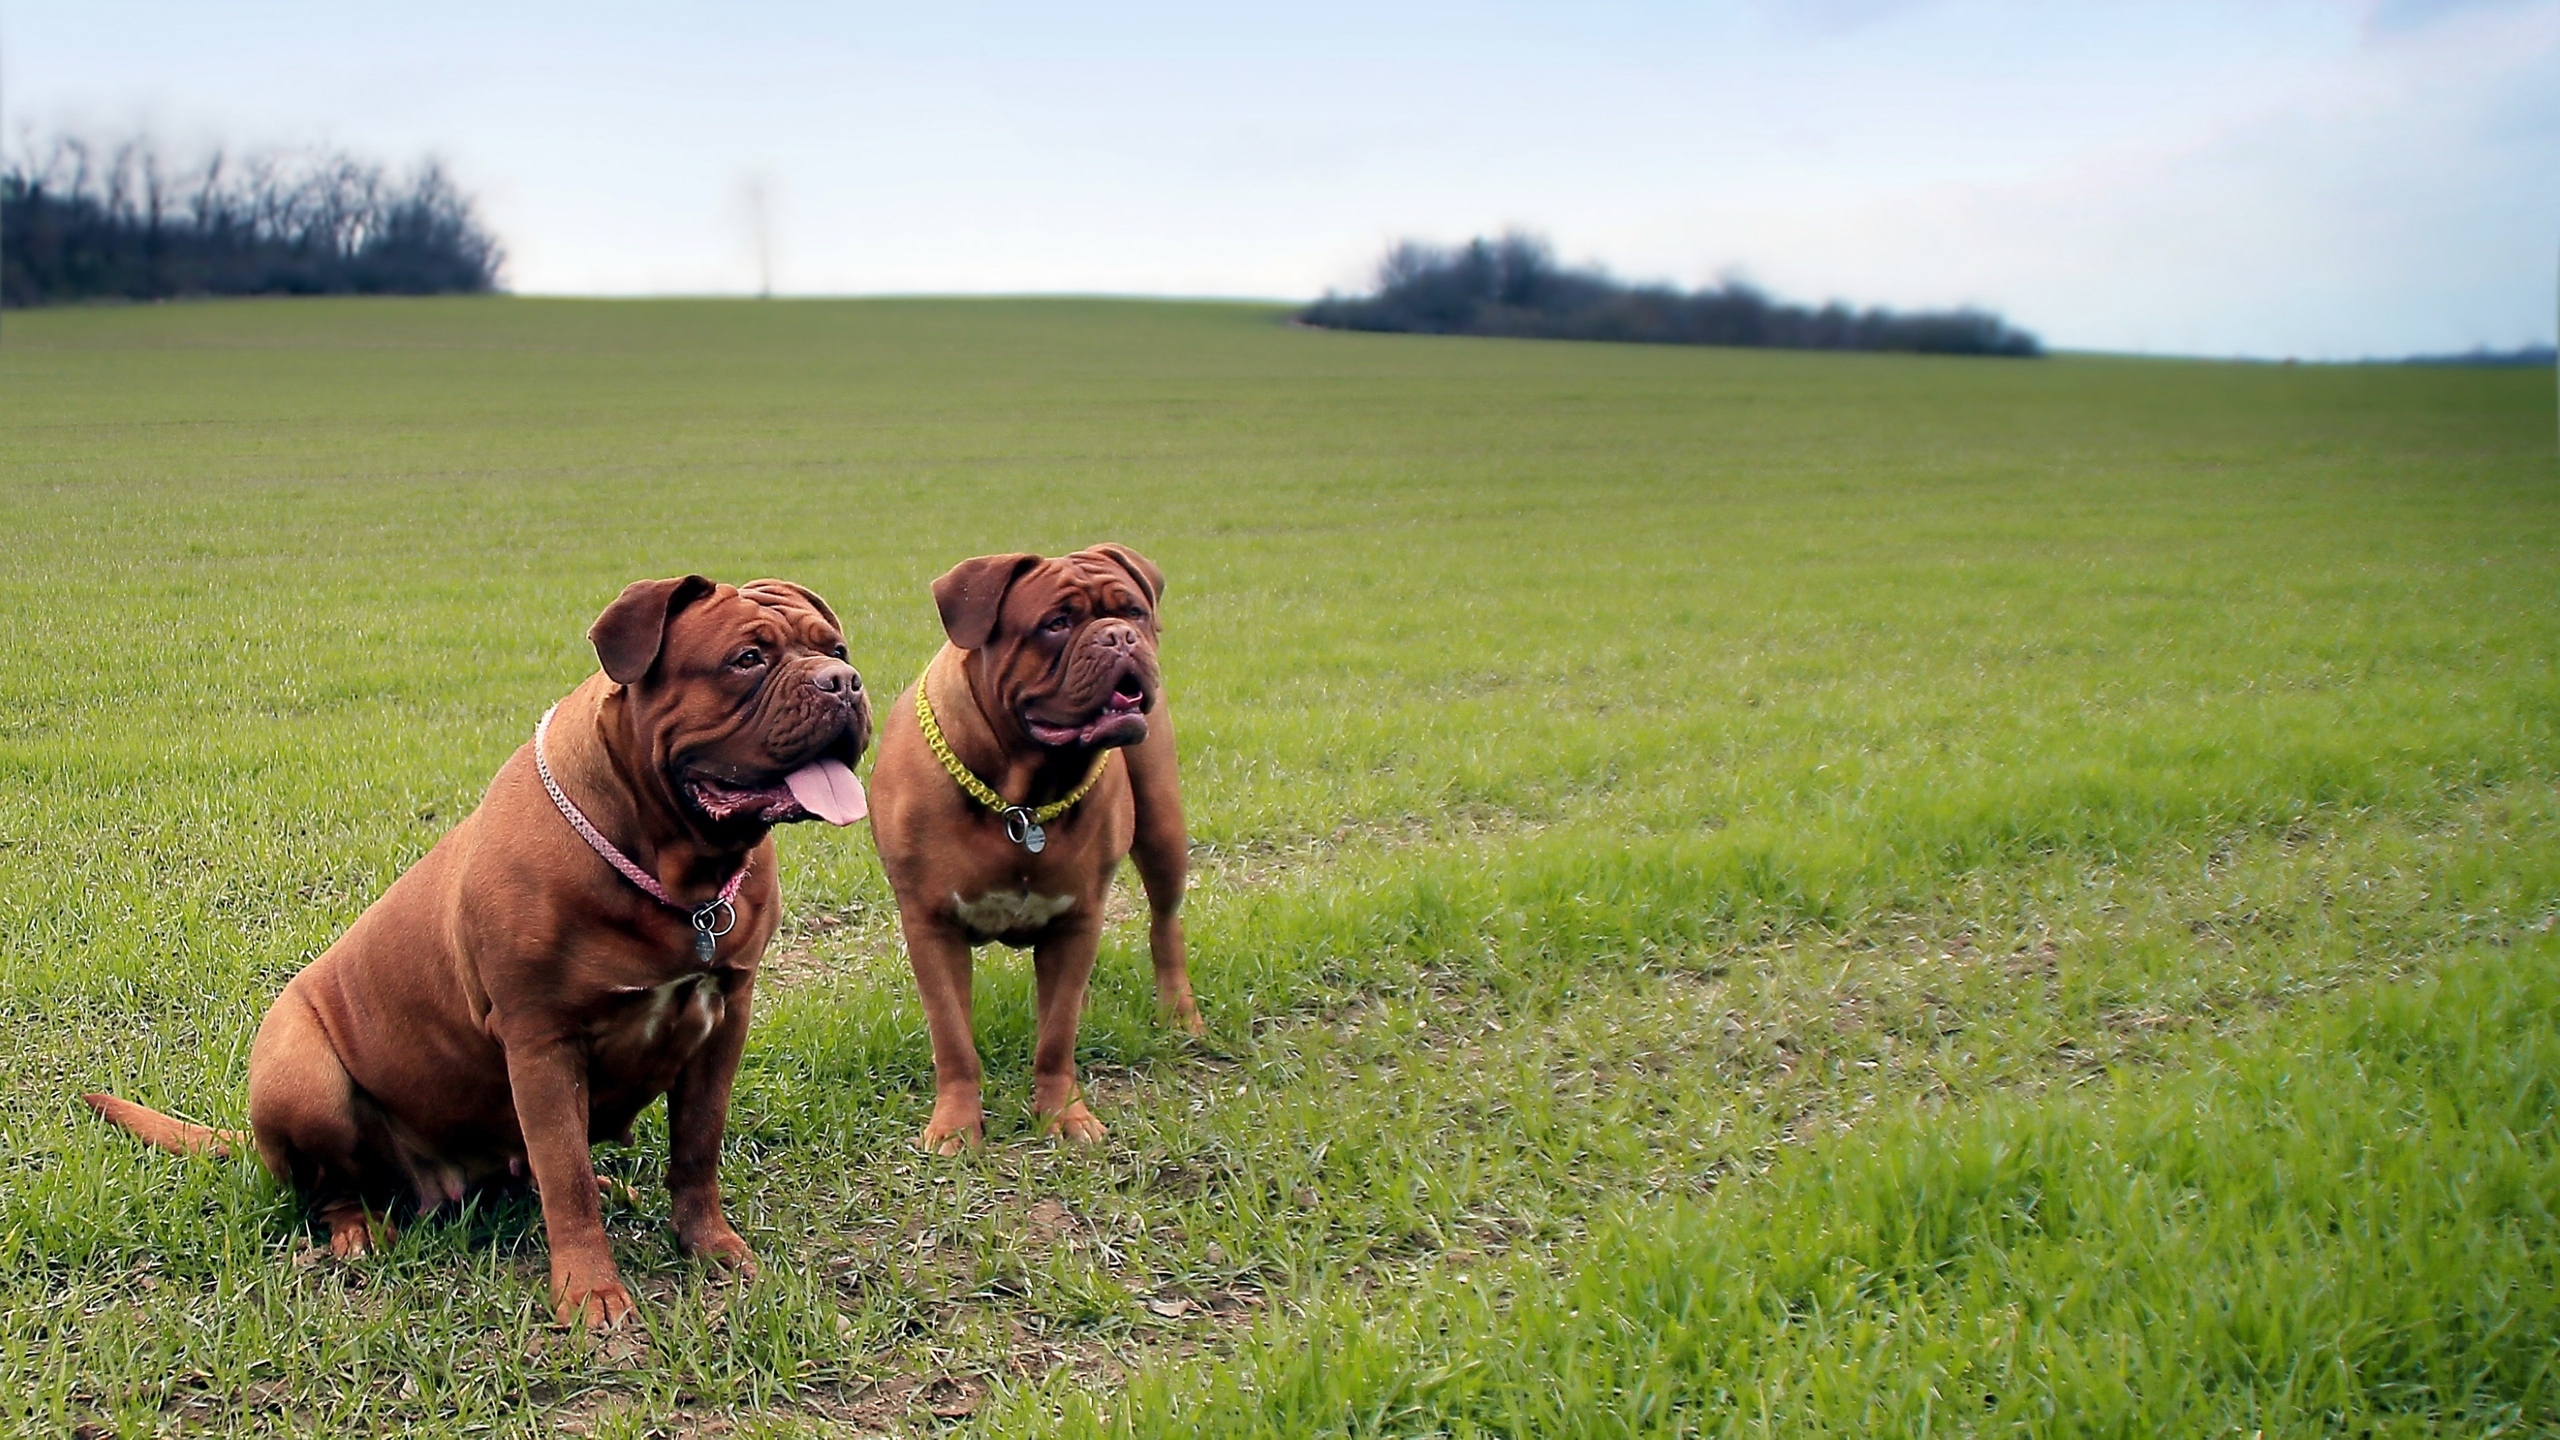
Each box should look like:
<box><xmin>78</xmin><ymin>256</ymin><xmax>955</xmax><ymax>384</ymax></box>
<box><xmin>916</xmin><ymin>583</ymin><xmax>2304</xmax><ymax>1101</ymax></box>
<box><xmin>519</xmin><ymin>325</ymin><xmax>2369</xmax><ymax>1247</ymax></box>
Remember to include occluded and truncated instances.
<box><xmin>85</xmin><ymin>576</ymin><xmax>871</xmax><ymax>1330</ymax></box>
<box><xmin>868</xmin><ymin>544</ymin><xmax>1199</xmax><ymax>1153</ymax></box>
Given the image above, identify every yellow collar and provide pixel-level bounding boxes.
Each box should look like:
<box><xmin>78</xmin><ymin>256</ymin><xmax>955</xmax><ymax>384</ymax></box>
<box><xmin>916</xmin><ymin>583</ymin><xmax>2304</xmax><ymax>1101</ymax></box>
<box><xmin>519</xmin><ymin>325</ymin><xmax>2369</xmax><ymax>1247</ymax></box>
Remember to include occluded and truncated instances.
<box><xmin>915</xmin><ymin>668</ymin><xmax>1111</xmax><ymax>850</ymax></box>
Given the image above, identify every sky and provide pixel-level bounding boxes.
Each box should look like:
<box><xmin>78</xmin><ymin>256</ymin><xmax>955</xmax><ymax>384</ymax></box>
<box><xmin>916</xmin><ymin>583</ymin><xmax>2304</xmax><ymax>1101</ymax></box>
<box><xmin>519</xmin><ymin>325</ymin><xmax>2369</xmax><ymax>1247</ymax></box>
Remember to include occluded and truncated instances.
<box><xmin>6</xmin><ymin>0</ymin><xmax>2556</xmax><ymax>358</ymax></box>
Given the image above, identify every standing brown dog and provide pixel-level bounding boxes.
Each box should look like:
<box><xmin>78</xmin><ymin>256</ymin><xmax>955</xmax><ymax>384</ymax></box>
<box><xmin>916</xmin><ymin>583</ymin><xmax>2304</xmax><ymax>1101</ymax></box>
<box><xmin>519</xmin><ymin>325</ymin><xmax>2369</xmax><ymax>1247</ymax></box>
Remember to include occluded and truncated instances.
<box><xmin>85</xmin><ymin>576</ymin><xmax>871</xmax><ymax>1330</ymax></box>
<box><xmin>868</xmin><ymin>545</ymin><xmax>1199</xmax><ymax>1154</ymax></box>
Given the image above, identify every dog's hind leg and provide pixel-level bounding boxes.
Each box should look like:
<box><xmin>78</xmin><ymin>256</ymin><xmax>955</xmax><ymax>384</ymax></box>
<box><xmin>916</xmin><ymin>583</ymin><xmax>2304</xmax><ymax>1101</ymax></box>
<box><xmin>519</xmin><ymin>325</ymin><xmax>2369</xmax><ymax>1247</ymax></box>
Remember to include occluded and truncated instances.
<box><xmin>1123</xmin><ymin>705</ymin><xmax>1201</xmax><ymax>1035</ymax></box>
<box><xmin>245</xmin><ymin>990</ymin><xmax>398</xmax><ymax>1257</ymax></box>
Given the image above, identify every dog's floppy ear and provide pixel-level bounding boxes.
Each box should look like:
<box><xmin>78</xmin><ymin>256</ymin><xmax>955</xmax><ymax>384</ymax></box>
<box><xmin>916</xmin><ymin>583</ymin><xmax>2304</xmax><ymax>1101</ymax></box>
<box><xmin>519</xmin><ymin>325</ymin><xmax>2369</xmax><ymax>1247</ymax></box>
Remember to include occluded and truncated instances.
<box><xmin>741</xmin><ymin>578</ymin><xmax>839</xmax><ymax>628</ymax></box>
<box><xmin>1087</xmin><ymin>543</ymin><xmax>1165</xmax><ymax>606</ymax></box>
<box><xmin>932</xmin><ymin>553</ymin><xmax>1042</xmax><ymax>650</ymax></box>
<box><xmin>590</xmin><ymin>574</ymin><xmax>719</xmax><ymax>684</ymax></box>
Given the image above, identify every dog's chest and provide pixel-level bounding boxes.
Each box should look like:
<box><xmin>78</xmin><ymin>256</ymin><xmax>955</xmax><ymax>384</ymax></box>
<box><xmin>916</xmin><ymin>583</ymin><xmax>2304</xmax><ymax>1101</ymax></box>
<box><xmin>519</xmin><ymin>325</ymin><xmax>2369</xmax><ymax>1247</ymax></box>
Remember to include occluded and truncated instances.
<box><xmin>951</xmin><ymin>888</ymin><xmax>1078</xmax><ymax>943</ymax></box>
<box><xmin>592</xmin><ymin>973</ymin><xmax>725</xmax><ymax>1069</ymax></box>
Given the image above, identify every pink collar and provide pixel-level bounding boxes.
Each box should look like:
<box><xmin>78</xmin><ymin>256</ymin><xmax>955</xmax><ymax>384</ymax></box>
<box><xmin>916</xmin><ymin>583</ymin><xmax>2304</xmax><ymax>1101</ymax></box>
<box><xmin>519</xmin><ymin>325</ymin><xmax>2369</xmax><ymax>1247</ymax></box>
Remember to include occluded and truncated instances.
<box><xmin>535</xmin><ymin>705</ymin><xmax>747</xmax><ymax>962</ymax></box>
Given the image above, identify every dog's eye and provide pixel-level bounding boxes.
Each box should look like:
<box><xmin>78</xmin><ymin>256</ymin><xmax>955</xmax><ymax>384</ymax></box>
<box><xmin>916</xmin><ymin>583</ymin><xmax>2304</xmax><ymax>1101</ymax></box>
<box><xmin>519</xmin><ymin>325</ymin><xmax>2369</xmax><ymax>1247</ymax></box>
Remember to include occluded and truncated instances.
<box><xmin>731</xmin><ymin>647</ymin><xmax>765</xmax><ymax>669</ymax></box>
<box><xmin>830</xmin><ymin>643</ymin><xmax>848</xmax><ymax>660</ymax></box>
<box><xmin>1045</xmin><ymin>615</ymin><xmax>1074</xmax><ymax>634</ymax></box>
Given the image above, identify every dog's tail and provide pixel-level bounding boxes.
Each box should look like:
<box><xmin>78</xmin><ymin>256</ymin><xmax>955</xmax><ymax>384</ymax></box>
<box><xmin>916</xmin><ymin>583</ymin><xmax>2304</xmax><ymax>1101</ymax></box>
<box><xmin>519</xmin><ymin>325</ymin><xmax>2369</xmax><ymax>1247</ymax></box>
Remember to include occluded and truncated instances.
<box><xmin>81</xmin><ymin>1093</ymin><xmax>244</xmax><ymax>1158</ymax></box>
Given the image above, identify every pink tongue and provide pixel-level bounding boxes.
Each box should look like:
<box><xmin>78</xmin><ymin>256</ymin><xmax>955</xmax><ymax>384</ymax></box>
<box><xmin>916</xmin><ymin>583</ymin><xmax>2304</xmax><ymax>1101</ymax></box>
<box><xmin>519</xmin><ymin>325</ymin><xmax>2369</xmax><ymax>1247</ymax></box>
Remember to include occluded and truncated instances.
<box><xmin>784</xmin><ymin>758</ymin><xmax>868</xmax><ymax>826</ymax></box>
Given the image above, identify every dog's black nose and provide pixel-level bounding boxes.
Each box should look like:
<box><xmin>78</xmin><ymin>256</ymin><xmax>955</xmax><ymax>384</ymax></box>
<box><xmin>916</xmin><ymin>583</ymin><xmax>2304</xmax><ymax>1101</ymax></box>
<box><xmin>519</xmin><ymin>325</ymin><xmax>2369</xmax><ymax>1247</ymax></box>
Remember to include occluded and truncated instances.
<box><xmin>812</xmin><ymin>661</ymin><xmax>858</xmax><ymax>695</ymax></box>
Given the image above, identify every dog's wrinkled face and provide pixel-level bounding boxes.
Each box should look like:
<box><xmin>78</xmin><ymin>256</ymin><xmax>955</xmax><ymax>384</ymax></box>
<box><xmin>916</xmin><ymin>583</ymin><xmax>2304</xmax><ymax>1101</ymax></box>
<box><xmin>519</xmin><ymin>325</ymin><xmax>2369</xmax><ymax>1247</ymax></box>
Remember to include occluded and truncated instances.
<box><xmin>933</xmin><ymin>545</ymin><xmax>1165</xmax><ymax>752</ymax></box>
<box><xmin>590</xmin><ymin>576</ymin><xmax>873</xmax><ymax>833</ymax></box>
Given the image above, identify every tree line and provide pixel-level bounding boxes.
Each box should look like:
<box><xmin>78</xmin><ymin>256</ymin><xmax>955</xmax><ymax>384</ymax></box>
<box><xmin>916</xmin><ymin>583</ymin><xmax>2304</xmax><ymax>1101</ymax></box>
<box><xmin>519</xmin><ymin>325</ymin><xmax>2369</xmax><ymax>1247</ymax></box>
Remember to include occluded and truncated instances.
<box><xmin>2</xmin><ymin>135</ymin><xmax>502</xmax><ymax>307</ymax></box>
<box><xmin>1302</xmin><ymin>232</ymin><xmax>2041</xmax><ymax>357</ymax></box>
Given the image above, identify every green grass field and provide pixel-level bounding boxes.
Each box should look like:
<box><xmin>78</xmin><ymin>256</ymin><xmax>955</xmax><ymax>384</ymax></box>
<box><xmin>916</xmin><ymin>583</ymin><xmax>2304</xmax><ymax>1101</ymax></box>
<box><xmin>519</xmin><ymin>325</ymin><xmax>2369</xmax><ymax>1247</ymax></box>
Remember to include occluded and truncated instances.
<box><xmin>1</xmin><ymin>297</ymin><xmax>2553</xmax><ymax>1437</ymax></box>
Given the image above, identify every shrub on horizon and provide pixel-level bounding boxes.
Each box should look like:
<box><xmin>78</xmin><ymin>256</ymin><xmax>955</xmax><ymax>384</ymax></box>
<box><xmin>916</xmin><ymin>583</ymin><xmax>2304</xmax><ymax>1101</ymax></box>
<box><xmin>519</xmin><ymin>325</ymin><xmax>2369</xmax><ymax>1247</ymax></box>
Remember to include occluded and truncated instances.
<box><xmin>1303</xmin><ymin>231</ymin><xmax>2042</xmax><ymax>357</ymax></box>
<box><xmin>1</xmin><ymin>134</ymin><xmax>503</xmax><ymax>307</ymax></box>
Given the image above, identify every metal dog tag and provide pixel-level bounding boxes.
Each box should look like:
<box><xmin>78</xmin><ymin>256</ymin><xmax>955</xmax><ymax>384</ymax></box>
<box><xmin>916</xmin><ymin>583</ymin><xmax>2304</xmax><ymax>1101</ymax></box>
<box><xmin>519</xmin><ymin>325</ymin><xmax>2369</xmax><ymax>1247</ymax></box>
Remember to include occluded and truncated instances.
<box><xmin>690</xmin><ymin>898</ymin><xmax>736</xmax><ymax>965</ymax></box>
<box><xmin>1003</xmin><ymin>807</ymin><xmax>1047</xmax><ymax>853</ymax></box>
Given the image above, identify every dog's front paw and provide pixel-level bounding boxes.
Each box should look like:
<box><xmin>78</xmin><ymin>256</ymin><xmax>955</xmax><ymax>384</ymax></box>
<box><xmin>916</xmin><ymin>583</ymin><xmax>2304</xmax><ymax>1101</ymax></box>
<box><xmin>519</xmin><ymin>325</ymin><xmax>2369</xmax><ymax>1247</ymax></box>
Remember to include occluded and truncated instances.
<box><xmin>1040</xmin><ymin>1100</ymin><xmax>1107</xmax><ymax>1145</ymax></box>
<box><xmin>919</xmin><ymin>1096</ymin><xmax>985</xmax><ymax>1156</ymax></box>
<box><xmin>679</xmin><ymin>1223</ymin><xmax>759</xmax><ymax>1278</ymax></box>
<box><xmin>552</xmin><ymin>1268</ymin><xmax>637</xmax><ymax>1331</ymax></box>
<box><xmin>919</xmin><ymin>1119</ymin><xmax>984</xmax><ymax>1156</ymax></box>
